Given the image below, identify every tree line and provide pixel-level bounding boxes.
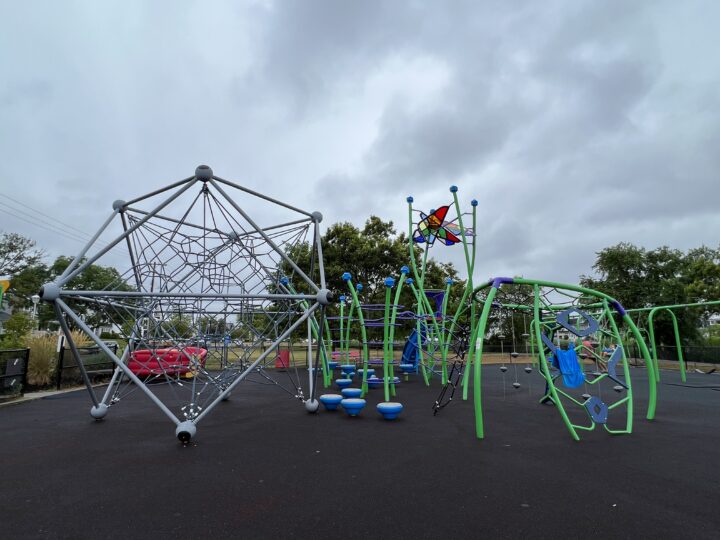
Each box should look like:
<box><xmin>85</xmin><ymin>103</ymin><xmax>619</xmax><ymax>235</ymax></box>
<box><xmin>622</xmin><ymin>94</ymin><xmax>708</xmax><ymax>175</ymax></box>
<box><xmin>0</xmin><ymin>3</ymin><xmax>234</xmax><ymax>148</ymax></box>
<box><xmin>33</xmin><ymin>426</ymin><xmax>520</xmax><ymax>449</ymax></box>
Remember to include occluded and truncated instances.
<box><xmin>2</xmin><ymin>228</ymin><xmax>720</xmax><ymax>348</ymax></box>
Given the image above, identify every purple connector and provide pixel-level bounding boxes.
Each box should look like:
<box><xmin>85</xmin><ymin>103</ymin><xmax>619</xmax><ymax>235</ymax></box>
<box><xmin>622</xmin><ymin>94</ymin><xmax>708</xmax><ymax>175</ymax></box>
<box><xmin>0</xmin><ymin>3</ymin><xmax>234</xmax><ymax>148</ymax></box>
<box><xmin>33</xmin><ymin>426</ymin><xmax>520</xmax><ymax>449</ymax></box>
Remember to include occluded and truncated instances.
<box><xmin>490</xmin><ymin>276</ymin><xmax>515</xmax><ymax>289</ymax></box>
<box><xmin>611</xmin><ymin>300</ymin><xmax>627</xmax><ymax>317</ymax></box>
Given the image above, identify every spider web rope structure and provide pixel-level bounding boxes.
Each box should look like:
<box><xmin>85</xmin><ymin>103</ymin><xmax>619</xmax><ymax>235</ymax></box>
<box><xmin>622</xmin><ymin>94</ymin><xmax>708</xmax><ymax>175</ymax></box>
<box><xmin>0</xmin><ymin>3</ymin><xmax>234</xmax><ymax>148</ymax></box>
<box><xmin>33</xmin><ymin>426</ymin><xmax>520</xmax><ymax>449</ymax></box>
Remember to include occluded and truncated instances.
<box><xmin>39</xmin><ymin>165</ymin><xmax>332</xmax><ymax>442</ymax></box>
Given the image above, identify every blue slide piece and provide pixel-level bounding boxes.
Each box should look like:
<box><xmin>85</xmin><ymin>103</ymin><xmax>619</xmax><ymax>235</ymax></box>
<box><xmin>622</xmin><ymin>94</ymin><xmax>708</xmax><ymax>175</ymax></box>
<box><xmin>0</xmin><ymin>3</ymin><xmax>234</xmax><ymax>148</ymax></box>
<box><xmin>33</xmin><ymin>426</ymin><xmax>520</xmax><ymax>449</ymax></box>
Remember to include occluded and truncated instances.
<box><xmin>401</xmin><ymin>326</ymin><xmax>427</xmax><ymax>369</ymax></box>
<box><xmin>551</xmin><ymin>345</ymin><xmax>585</xmax><ymax>389</ymax></box>
<box><xmin>424</xmin><ymin>290</ymin><xmax>445</xmax><ymax>316</ymax></box>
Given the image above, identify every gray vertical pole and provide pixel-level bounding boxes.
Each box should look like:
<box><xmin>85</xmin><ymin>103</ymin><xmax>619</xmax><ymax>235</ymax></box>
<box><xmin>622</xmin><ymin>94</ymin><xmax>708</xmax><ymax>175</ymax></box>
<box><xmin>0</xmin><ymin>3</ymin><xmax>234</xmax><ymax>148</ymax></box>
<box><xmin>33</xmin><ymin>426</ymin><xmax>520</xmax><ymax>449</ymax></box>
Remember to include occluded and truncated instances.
<box><xmin>99</xmin><ymin>345</ymin><xmax>131</xmax><ymax>406</ymax></box>
<box><xmin>53</xmin><ymin>304</ymin><xmax>100</xmax><ymax>407</ymax></box>
<box><xmin>57</xmin><ymin>299</ymin><xmax>182</xmax><ymax>426</ymax></box>
<box><xmin>307</xmin><ymin>316</ymin><xmax>313</xmax><ymax>400</ymax></box>
<box><xmin>314</xmin><ymin>221</ymin><xmax>326</xmax><ymax>290</ymax></box>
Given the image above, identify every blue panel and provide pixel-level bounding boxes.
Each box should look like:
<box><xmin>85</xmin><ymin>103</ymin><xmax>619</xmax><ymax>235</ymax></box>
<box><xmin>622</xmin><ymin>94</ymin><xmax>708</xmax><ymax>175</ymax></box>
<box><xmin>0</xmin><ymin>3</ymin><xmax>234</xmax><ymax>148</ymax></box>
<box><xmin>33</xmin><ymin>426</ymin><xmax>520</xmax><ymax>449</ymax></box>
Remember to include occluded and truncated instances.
<box><xmin>541</xmin><ymin>333</ymin><xmax>558</xmax><ymax>355</ymax></box>
<box><xmin>584</xmin><ymin>396</ymin><xmax>608</xmax><ymax>424</ymax></box>
<box><xmin>606</xmin><ymin>346</ymin><xmax>628</xmax><ymax>388</ymax></box>
<box><xmin>557</xmin><ymin>308</ymin><xmax>600</xmax><ymax>337</ymax></box>
<box><xmin>606</xmin><ymin>346</ymin><xmax>623</xmax><ymax>378</ymax></box>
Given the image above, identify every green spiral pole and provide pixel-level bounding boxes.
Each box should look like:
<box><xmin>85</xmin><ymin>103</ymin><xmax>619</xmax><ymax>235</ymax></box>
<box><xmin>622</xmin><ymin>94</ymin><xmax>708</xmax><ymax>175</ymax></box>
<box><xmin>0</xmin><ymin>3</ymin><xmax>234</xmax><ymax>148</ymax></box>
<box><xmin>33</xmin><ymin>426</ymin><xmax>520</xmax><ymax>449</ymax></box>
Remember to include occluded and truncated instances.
<box><xmin>342</xmin><ymin>272</ymin><xmax>370</xmax><ymax>395</ymax></box>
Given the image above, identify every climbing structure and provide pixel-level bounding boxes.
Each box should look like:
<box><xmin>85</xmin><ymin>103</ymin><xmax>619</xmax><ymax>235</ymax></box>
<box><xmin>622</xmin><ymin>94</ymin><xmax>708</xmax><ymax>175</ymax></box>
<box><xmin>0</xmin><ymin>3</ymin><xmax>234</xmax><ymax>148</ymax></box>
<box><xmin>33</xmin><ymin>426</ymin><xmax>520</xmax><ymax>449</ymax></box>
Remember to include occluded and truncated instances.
<box><xmin>40</xmin><ymin>165</ymin><xmax>332</xmax><ymax>442</ymax></box>
<box><xmin>467</xmin><ymin>277</ymin><xmax>656</xmax><ymax>441</ymax></box>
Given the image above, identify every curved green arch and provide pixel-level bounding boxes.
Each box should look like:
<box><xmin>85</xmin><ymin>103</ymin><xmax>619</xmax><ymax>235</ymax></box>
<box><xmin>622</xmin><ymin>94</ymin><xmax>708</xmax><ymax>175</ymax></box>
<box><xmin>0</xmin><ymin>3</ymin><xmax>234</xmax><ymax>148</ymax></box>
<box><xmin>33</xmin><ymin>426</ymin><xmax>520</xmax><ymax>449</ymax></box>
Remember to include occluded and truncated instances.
<box><xmin>647</xmin><ymin>307</ymin><xmax>685</xmax><ymax>383</ymax></box>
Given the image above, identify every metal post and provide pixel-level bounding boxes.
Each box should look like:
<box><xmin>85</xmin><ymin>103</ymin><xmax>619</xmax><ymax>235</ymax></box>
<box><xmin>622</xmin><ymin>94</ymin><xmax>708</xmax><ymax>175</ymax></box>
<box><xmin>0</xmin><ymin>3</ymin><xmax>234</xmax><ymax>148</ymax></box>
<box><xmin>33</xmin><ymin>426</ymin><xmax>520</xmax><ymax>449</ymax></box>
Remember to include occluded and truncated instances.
<box><xmin>55</xmin><ymin>341</ymin><xmax>65</xmax><ymax>391</ymax></box>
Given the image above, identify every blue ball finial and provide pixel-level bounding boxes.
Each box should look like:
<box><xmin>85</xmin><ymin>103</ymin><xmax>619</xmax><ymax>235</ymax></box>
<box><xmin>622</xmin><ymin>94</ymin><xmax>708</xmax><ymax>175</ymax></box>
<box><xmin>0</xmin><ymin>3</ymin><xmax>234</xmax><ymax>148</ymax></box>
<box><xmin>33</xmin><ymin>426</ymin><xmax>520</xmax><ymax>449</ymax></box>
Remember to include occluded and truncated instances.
<box><xmin>400</xmin><ymin>265</ymin><xmax>410</xmax><ymax>275</ymax></box>
<box><xmin>279</xmin><ymin>276</ymin><xmax>289</xmax><ymax>286</ymax></box>
<box><xmin>342</xmin><ymin>272</ymin><xmax>351</xmax><ymax>282</ymax></box>
<box><xmin>356</xmin><ymin>283</ymin><xmax>363</xmax><ymax>292</ymax></box>
<box><xmin>339</xmin><ymin>295</ymin><xmax>346</xmax><ymax>303</ymax></box>
<box><xmin>445</xmin><ymin>277</ymin><xmax>454</xmax><ymax>285</ymax></box>
<box><xmin>406</xmin><ymin>278</ymin><xmax>414</xmax><ymax>285</ymax></box>
<box><xmin>450</xmin><ymin>185</ymin><xmax>458</xmax><ymax>193</ymax></box>
<box><xmin>471</xmin><ymin>199</ymin><xmax>478</xmax><ymax>207</ymax></box>
<box><xmin>384</xmin><ymin>277</ymin><xmax>395</xmax><ymax>288</ymax></box>
<box><xmin>406</xmin><ymin>196</ymin><xmax>414</xmax><ymax>203</ymax></box>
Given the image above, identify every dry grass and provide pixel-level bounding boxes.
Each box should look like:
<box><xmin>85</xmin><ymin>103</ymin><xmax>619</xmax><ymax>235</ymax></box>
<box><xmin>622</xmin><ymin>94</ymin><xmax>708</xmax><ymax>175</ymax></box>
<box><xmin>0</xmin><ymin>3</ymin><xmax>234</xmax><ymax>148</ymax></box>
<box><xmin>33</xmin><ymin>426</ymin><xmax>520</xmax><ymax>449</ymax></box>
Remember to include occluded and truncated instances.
<box><xmin>64</xmin><ymin>330</ymin><xmax>92</xmax><ymax>348</ymax></box>
<box><xmin>25</xmin><ymin>331</ymin><xmax>93</xmax><ymax>386</ymax></box>
<box><xmin>25</xmin><ymin>334</ymin><xmax>57</xmax><ymax>386</ymax></box>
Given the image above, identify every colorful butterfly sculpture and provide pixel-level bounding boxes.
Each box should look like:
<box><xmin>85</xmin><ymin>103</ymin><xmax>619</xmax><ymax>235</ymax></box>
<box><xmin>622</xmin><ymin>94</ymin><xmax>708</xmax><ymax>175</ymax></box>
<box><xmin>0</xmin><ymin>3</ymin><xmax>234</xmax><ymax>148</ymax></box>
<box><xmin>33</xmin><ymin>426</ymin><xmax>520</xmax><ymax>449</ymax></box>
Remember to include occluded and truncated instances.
<box><xmin>413</xmin><ymin>206</ymin><xmax>462</xmax><ymax>246</ymax></box>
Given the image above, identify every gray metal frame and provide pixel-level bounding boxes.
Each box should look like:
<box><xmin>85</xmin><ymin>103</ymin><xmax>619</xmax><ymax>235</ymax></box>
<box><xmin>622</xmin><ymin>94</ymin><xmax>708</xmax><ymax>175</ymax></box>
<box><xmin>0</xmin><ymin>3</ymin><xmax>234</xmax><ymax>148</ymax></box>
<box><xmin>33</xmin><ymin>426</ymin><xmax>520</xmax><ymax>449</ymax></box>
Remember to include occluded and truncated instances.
<box><xmin>40</xmin><ymin>165</ymin><xmax>330</xmax><ymax>442</ymax></box>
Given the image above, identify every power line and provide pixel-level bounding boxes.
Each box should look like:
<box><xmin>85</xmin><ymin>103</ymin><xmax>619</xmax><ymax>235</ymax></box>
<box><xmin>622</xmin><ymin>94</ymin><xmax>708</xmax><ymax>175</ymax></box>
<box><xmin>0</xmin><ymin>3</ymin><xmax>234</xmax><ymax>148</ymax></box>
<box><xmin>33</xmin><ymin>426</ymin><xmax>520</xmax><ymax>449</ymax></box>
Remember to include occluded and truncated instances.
<box><xmin>4</xmin><ymin>193</ymin><xmax>103</xmax><ymax>240</ymax></box>
<box><xmin>0</xmin><ymin>202</ymin><xmax>128</xmax><ymax>263</ymax></box>
<box><xmin>0</xmin><ymin>197</ymin><xmax>129</xmax><ymax>258</ymax></box>
<box><xmin>0</xmin><ymin>200</ymin><xmax>96</xmax><ymax>245</ymax></box>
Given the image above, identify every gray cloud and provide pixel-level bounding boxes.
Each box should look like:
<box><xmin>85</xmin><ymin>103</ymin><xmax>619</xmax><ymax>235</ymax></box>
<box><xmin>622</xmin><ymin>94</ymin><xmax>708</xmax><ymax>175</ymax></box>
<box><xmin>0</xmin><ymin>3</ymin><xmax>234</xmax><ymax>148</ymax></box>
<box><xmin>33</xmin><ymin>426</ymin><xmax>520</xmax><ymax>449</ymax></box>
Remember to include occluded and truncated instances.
<box><xmin>1</xmin><ymin>0</ymin><xmax>718</xmax><ymax>289</ymax></box>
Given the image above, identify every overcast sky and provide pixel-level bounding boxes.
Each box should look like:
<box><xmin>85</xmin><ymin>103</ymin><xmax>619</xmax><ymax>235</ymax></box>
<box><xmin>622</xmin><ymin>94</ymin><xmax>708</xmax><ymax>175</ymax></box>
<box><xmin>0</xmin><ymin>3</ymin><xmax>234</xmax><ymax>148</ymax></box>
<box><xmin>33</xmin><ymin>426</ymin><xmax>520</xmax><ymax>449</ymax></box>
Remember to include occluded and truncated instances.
<box><xmin>1</xmin><ymin>0</ymin><xmax>718</xmax><ymax>286</ymax></box>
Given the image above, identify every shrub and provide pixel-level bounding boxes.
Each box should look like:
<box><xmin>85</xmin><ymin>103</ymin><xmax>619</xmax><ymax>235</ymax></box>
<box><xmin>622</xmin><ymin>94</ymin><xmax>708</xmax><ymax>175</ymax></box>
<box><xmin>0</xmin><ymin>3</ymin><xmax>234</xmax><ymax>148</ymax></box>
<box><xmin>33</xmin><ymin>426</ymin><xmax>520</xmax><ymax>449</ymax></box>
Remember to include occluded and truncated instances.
<box><xmin>65</xmin><ymin>329</ymin><xmax>91</xmax><ymax>348</ymax></box>
<box><xmin>1</xmin><ymin>311</ymin><xmax>33</xmax><ymax>348</ymax></box>
<box><xmin>25</xmin><ymin>334</ymin><xmax>57</xmax><ymax>386</ymax></box>
<box><xmin>25</xmin><ymin>330</ymin><xmax>92</xmax><ymax>387</ymax></box>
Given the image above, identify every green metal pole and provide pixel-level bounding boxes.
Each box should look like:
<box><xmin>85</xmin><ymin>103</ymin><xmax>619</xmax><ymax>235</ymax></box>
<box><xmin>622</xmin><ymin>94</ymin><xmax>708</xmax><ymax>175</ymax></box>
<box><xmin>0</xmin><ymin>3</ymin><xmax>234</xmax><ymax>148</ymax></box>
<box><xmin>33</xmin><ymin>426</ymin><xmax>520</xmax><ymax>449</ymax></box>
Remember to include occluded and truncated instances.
<box><xmin>440</xmin><ymin>278</ymin><xmax>452</xmax><ymax>384</ymax></box>
<box><xmin>648</xmin><ymin>307</ymin><xmax>686</xmax><ymax>384</ymax></box>
<box><xmin>343</xmin><ymin>273</ymin><xmax>370</xmax><ymax>395</ymax></box>
<box><xmin>531</xmin><ymin>284</ymin><xmax>580</xmax><ymax>441</ymax></box>
<box><xmin>387</xmin><ymin>271</ymin><xmax>408</xmax><ymax>396</ymax></box>
<box><xmin>603</xmin><ymin>299</ymin><xmax>634</xmax><ymax>434</ymax></box>
<box><xmin>409</xmin><ymin>281</ymin><xmax>431</xmax><ymax>386</ymax></box>
<box><xmin>470</xmin><ymin>285</ymin><xmax>498</xmax><ymax>439</ymax></box>
<box><xmin>383</xmin><ymin>279</ymin><xmax>393</xmax><ymax>402</ymax></box>
<box><xmin>339</xmin><ymin>298</ymin><xmax>345</xmax><ymax>366</ymax></box>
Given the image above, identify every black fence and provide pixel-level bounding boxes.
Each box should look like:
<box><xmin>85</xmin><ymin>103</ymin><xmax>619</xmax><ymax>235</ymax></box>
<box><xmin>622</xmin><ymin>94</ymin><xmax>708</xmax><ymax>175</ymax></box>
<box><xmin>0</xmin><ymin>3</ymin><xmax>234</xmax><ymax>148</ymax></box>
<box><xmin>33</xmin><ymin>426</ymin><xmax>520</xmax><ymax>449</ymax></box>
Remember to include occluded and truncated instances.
<box><xmin>624</xmin><ymin>344</ymin><xmax>720</xmax><ymax>365</ymax></box>
<box><xmin>0</xmin><ymin>348</ymin><xmax>29</xmax><ymax>399</ymax></box>
<box><xmin>55</xmin><ymin>343</ymin><xmax>119</xmax><ymax>390</ymax></box>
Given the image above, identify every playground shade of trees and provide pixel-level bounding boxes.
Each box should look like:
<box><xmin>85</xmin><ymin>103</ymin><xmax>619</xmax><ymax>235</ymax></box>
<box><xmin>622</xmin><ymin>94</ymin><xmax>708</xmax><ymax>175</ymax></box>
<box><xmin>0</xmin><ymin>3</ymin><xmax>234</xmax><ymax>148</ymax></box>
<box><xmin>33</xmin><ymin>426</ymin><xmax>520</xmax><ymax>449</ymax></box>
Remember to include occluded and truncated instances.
<box><xmin>3</xmin><ymin>230</ymin><xmax>720</xmax><ymax>348</ymax></box>
<box><xmin>281</xmin><ymin>216</ymin><xmax>465</xmax><ymax>340</ymax></box>
<box><xmin>581</xmin><ymin>243</ymin><xmax>720</xmax><ymax>345</ymax></box>
<box><xmin>286</xmin><ymin>216</ymin><xmax>461</xmax><ymax>299</ymax></box>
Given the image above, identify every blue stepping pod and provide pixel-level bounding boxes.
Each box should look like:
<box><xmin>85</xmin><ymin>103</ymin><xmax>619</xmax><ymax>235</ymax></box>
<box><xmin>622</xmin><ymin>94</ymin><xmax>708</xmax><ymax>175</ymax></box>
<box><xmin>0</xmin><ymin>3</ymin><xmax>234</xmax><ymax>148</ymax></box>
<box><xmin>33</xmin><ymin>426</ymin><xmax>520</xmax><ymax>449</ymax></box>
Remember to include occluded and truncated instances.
<box><xmin>341</xmin><ymin>388</ymin><xmax>362</xmax><ymax>398</ymax></box>
<box><xmin>377</xmin><ymin>402</ymin><xmax>403</xmax><ymax>420</ymax></box>
<box><xmin>319</xmin><ymin>394</ymin><xmax>343</xmax><ymax>411</ymax></box>
<box><xmin>341</xmin><ymin>398</ymin><xmax>366</xmax><ymax>416</ymax></box>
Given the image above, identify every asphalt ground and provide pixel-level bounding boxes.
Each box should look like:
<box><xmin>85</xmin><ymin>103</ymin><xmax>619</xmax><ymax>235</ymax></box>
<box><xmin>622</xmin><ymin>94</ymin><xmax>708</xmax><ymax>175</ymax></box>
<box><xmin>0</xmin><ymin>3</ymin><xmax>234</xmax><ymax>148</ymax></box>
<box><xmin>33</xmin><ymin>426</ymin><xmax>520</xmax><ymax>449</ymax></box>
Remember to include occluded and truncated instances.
<box><xmin>1</xmin><ymin>366</ymin><xmax>719</xmax><ymax>539</ymax></box>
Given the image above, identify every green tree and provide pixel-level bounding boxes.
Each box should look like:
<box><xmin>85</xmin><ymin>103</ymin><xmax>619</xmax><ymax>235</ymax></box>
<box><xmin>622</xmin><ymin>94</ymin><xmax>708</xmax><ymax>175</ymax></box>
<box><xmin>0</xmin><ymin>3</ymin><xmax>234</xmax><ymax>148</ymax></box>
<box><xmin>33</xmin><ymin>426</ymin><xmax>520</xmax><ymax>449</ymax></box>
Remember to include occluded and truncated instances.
<box><xmin>0</xmin><ymin>232</ymin><xmax>44</xmax><ymax>276</ymax></box>
<box><xmin>580</xmin><ymin>243</ymin><xmax>720</xmax><ymax>345</ymax></box>
<box><xmin>684</xmin><ymin>247</ymin><xmax>720</xmax><ymax>304</ymax></box>
<box><xmin>283</xmin><ymin>215</ymin><xmax>465</xmax><ymax>341</ymax></box>
<box><xmin>49</xmin><ymin>256</ymin><xmax>134</xmax><ymax>332</ymax></box>
<box><xmin>1</xmin><ymin>311</ymin><xmax>34</xmax><ymax>348</ymax></box>
<box><xmin>7</xmin><ymin>263</ymin><xmax>50</xmax><ymax>308</ymax></box>
<box><xmin>286</xmin><ymin>216</ymin><xmax>462</xmax><ymax>302</ymax></box>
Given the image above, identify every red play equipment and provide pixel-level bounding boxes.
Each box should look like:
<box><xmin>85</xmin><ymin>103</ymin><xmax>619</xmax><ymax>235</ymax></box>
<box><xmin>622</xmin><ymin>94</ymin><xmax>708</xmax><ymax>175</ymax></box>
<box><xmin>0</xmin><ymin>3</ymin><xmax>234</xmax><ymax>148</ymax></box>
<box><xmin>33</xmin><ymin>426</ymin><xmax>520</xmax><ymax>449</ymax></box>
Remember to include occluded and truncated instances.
<box><xmin>128</xmin><ymin>347</ymin><xmax>208</xmax><ymax>376</ymax></box>
<box><xmin>275</xmin><ymin>349</ymin><xmax>290</xmax><ymax>370</ymax></box>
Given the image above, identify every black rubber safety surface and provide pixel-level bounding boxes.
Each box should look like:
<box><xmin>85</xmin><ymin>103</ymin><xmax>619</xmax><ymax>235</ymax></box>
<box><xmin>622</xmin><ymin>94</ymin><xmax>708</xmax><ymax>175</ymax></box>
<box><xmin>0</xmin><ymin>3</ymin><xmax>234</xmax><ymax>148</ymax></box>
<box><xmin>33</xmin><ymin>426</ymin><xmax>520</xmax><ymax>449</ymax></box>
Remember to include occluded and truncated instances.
<box><xmin>1</xmin><ymin>367</ymin><xmax>719</xmax><ymax>539</ymax></box>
